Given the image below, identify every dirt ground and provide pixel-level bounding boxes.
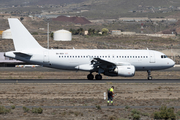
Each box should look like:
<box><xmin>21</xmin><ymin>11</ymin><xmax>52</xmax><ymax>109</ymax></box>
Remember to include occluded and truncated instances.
<box><xmin>0</xmin><ymin>70</ymin><xmax>179</xmax><ymax>119</ymax></box>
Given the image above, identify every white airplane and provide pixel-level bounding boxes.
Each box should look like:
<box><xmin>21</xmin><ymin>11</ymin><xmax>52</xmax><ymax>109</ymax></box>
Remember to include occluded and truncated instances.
<box><xmin>5</xmin><ymin>18</ymin><xmax>175</xmax><ymax>80</ymax></box>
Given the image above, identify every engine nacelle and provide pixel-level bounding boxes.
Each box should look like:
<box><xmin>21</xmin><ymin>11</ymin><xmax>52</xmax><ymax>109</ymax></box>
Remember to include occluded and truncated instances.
<box><xmin>114</xmin><ymin>65</ymin><xmax>135</xmax><ymax>77</ymax></box>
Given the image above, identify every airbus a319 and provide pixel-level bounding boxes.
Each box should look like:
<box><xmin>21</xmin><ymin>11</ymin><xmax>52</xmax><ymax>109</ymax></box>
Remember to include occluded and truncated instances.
<box><xmin>5</xmin><ymin>18</ymin><xmax>175</xmax><ymax>80</ymax></box>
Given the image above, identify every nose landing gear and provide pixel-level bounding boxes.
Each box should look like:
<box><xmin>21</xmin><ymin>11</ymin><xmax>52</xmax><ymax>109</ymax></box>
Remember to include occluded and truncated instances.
<box><xmin>147</xmin><ymin>70</ymin><xmax>152</xmax><ymax>80</ymax></box>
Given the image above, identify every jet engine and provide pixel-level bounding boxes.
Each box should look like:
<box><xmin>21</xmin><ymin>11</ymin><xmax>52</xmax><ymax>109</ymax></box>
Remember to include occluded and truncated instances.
<box><xmin>114</xmin><ymin>65</ymin><xmax>135</xmax><ymax>77</ymax></box>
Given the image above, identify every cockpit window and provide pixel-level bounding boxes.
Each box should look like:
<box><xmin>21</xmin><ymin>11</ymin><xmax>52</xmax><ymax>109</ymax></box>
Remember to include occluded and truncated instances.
<box><xmin>161</xmin><ymin>55</ymin><xmax>168</xmax><ymax>58</ymax></box>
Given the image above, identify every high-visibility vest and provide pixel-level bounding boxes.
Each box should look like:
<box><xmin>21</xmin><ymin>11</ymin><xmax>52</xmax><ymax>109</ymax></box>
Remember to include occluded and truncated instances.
<box><xmin>108</xmin><ymin>88</ymin><xmax>114</xmax><ymax>92</ymax></box>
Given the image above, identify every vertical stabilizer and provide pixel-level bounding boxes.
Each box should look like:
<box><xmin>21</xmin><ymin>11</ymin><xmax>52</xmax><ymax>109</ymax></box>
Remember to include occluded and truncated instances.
<box><xmin>8</xmin><ymin>18</ymin><xmax>44</xmax><ymax>51</ymax></box>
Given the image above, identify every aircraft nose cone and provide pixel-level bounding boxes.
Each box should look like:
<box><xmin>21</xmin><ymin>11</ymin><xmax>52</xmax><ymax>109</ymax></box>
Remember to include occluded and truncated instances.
<box><xmin>169</xmin><ymin>59</ymin><xmax>175</xmax><ymax>67</ymax></box>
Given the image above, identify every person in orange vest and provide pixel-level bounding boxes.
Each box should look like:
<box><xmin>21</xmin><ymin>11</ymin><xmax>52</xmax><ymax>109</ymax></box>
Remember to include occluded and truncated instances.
<box><xmin>107</xmin><ymin>86</ymin><xmax>114</xmax><ymax>106</ymax></box>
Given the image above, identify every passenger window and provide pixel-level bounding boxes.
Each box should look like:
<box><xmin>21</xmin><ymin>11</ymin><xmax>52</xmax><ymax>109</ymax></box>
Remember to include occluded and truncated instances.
<box><xmin>161</xmin><ymin>55</ymin><xmax>163</xmax><ymax>58</ymax></box>
<box><xmin>146</xmin><ymin>56</ymin><xmax>148</xmax><ymax>58</ymax></box>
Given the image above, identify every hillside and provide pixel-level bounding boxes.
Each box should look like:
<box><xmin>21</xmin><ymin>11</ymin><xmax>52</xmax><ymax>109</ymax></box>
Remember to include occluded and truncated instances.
<box><xmin>0</xmin><ymin>0</ymin><xmax>89</xmax><ymax>5</ymax></box>
<box><xmin>1</xmin><ymin>0</ymin><xmax>180</xmax><ymax>19</ymax></box>
<box><xmin>80</xmin><ymin>0</ymin><xmax>180</xmax><ymax>19</ymax></box>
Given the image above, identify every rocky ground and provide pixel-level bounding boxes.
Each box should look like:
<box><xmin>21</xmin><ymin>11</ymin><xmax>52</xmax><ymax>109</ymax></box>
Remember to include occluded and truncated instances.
<box><xmin>0</xmin><ymin>70</ymin><xmax>179</xmax><ymax>119</ymax></box>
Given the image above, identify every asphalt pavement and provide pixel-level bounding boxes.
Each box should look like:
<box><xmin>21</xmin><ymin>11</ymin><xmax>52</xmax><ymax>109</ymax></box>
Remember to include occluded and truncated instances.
<box><xmin>0</xmin><ymin>66</ymin><xmax>179</xmax><ymax>72</ymax></box>
<box><xmin>0</xmin><ymin>79</ymin><xmax>179</xmax><ymax>83</ymax></box>
<box><xmin>0</xmin><ymin>67</ymin><xmax>179</xmax><ymax>83</ymax></box>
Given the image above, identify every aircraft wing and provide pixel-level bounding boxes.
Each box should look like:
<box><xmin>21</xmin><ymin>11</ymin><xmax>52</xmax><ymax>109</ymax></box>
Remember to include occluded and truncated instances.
<box><xmin>93</xmin><ymin>58</ymin><xmax>131</xmax><ymax>66</ymax></box>
<box><xmin>90</xmin><ymin>57</ymin><xmax>132</xmax><ymax>74</ymax></box>
<box><xmin>93</xmin><ymin>58</ymin><xmax>116</xmax><ymax>66</ymax></box>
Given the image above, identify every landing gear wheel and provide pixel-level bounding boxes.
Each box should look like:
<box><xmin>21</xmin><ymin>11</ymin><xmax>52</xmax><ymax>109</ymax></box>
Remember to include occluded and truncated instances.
<box><xmin>87</xmin><ymin>74</ymin><xmax>94</xmax><ymax>80</ymax></box>
<box><xmin>147</xmin><ymin>70</ymin><xmax>152</xmax><ymax>80</ymax></box>
<box><xmin>148</xmin><ymin>76</ymin><xmax>152</xmax><ymax>80</ymax></box>
<box><xmin>95</xmin><ymin>74</ymin><xmax>102</xmax><ymax>80</ymax></box>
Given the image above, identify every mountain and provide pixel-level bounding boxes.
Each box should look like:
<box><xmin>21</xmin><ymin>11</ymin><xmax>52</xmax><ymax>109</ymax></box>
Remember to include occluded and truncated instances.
<box><xmin>52</xmin><ymin>16</ymin><xmax>91</xmax><ymax>25</ymax></box>
<box><xmin>0</xmin><ymin>0</ymin><xmax>180</xmax><ymax>19</ymax></box>
<box><xmin>0</xmin><ymin>0</ymin><xmax>89</xmax><ymax>5</ymax></box>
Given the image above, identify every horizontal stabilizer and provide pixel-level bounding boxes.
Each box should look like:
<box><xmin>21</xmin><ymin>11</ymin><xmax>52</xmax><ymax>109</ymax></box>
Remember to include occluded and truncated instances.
<box><xmin>13</xmin><ymin>51</ymin><xmax>32</xmax><ymax>58</ymax></box>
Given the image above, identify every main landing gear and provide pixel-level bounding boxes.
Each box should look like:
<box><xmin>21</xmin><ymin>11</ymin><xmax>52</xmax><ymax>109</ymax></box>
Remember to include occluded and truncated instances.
<box><xmin>95</xmin><ymin>74</ymin><xmax>102</xmax><ymax>80</ymax></box>
<box><xmin>147</xmin><ymin>70</ymin><xmax>152</xmax><ymax>80</ymax></box>
<box><xmin>87</xmin><ymin>73</ymin><xmax>102</xmax><ymax>80</ymax></box>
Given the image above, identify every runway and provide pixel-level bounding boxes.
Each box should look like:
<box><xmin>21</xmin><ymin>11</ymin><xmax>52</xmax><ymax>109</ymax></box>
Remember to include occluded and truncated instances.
<box><xmin>0</xmin><ymin>67</ymin><xmax>179</xmax><ymax>83</ymax></box>
<box><xmin>0</xmin><ymin>79</ymin><xmax>179</xmax><ymax>83</ymax></box>
<box><xmin>0</xmin><ymin>66</ymin><xmax>179</xmax><ymax>72</ymax></box>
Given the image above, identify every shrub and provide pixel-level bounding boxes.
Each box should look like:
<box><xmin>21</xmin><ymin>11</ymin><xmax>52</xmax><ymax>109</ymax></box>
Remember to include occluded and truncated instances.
<box><xmin>96</xmin><ymin>105</ymin><xmax>101</xmax><ymax>110</ymax></box>
<box><xmin>131</xmin><ymin>109</ymin><xmax>141</xmax><ymax>120</ymax></box>
<box><xmin>131</xmin><ymin>109</ymin><xmax>140</xmax><ymax>115</ymax></box>
<box><xmin>153</xmin><ymin>106</ymin><xmax>176</xmax><ymax>120</ymax></box>
<box><xmin>141</xmin><ymin>112</ymin><xmax>149</xmax><ymax>117</ymax></box>
<box><xmin>176</xmin><ymin>110</ymin><xmax>180</xmax><ymax>117</ymax></box>
<box><xmin>109</xmin><ymin>115</ymin><xmax>116</xmax><ymax>120</ymax></box>
<box><xmin>132</xmin><ymin>114</ymin><xmax>140</xmax><ymax>120</ymax></box>
<box><xmin>23</xmin><ymin>106</ymin><xmax>30</xmax><ymax>113</ymax></box>
<box><xmin>0</xmin><ymin>106</ymin><xmax>11</xmax><ymax>114</ymax></box>
<box><xmin>32</xmin><ymin>107</ymin><xmax>43</xmax><ymax>114</ymax></box>
<box><xmin>125</xmin><ymin>105</ymin><xmax>130</xmax><ymax>109</ymax></box>
<box><xmin>11</xmin><ymin>105</ymin><xmax>15</xmax><ymax>109</ymax></box>
<box><xmin>32</xmin><ymin>32</ymin><xmax>38</xmax><ymax>35</ymax></box>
